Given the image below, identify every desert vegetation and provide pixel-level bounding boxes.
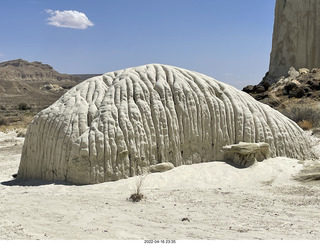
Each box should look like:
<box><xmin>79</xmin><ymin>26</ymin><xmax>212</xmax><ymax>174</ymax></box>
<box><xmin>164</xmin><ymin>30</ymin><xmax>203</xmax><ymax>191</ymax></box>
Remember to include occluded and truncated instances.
<box><xmin>0</xmin><ymin>115</ymin><xmax>9</xmax><ymax>126</ymax></box>
<box><xmin>17</xmin><ymin>103</ymin><xmax>31</xmax><ymax>111</ymax></box>
<box><xmin>279</xmin><ymin>105</ymin><xmax>320</xmax><ymax>130</ymax></box>
<box><xmin>0</xmin><ymin>109</ymin><xmax>36</xmax><ymax>132</ymax></box>
<box><xmin>129</xmin><ymin>174</ymin><xmax>148</xmax><ymax>202</ymax></box>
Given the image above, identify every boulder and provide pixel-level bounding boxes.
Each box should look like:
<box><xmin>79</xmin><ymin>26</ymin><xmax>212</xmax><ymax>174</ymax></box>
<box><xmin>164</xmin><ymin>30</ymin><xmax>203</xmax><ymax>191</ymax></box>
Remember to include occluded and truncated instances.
<box><xmin>284</xmin><ymin>80</ymin><xmax>299</xmax><ymax>94</ymax></box>
<box><xmin>289</xmin><ymin>87</ymin><xmax>306</xmax><ymax>98</ymax></box>
<box><xmin>307</xmin><ymin>80</ymin><xmax>320</xmax><ymax>90</ymax></box>
<box><xmin>222</xmin><ymin>142</ymin><xmax>270</xmax><ymax>167</ymax></box>
<box><xmin>149</xmin><ymin>162</ymin><xmax>174</xmax><ymax>173</ymax></box>
<box><xmin>242</xmin><ymin>85</ymin><xmax>255</xmax><ymax>93</ymax></box>
<box><xmin>253</xmin><ymin>85</ymin><xmax>266</xmax><ymax>94</ymax></box>
<box><xmin>288</xmin><ymin>67</ymin><xmax>300</xmax><ymax>79</ymax></box>
<box><xmin>299</xmin><ymin>68</ymin><xmax>310</xmax><ymax>75</ymax></box>
<box><xmin>17</xmin><ymin>64</ymin><xmax>315</xmax><ymax>184</ymax></box>
<box><xmin>294</xmin><ymin>161</ymin><xmax>320</xmax><ymax>181</ymax></box>
<box><xmin>261</xmin><ymin>81</ymin><xmax>271</xmax><ymax>91</ymax></box>
<box><xmin>42</xmin><ymin>84</ymin><xmax>64</xmax><ymax>91</ymax></box>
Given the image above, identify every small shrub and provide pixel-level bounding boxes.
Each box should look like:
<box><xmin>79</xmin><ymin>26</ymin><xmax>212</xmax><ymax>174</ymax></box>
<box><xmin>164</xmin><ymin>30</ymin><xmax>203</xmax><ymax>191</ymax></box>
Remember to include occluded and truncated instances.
<box><xmin>17</xmin><ymin>103</ymin><xmax>31</xmax><ymax>110</ymax></box>
<box><xmin>0</xmin><ymin>115</ymin><xmax>8</xmax><ymax>126</ymax></box>
<box><xmin>280</xmin><ymin>105</ymin><xmax>320</xmax><ymax>129</ymax></box>
<box><xmin>297</xmin><ymin>120</ymin><xmax>313</xmax><ymax>130</ymax></box>
<box><xmin>129</xmin><ymin>193</ymin><xmax>144</xmax><ymax>202</ymax></box>
<box><xmin>181</xmin><ymin>217</ymin><xmax>190</xmax><ymax>222</ymax></box>
<box><xmin>129</xmin><ymin>174</ymin><xmax>147</xmax><ymax>202</ymax></box>
<box><xmin>16</xmin><ymin>131</ymin><xmax>26</xmax><ymax>137</ymax></box>
<box><xmin>0</xmin><ymin>105</ymin><xmax>6</xmax><ymax>110</ymax></box>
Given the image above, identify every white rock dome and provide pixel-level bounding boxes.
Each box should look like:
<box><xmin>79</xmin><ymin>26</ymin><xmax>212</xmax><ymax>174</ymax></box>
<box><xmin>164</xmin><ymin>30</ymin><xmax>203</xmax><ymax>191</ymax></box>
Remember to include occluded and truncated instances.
<box><xmin>18</xmin><ymin>64</ymin><xmax>313</xmax><ymax>184</ymax></box>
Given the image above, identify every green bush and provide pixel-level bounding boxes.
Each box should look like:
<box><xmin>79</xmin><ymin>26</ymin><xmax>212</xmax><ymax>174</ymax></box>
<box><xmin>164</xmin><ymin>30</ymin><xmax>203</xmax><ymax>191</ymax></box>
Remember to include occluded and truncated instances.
<box><xmin>17</xmin><ymin>103</ymin><xmax>31</xmax><ymax>110</ymax></box>
<box><xmin>0</xmin><ymin>115</ymin><xmax>8</xmax><ymax>126</ymax></box>
<box><xmin>280</xmin><ymin>105</ymin><xmax>320</xmax><ymax>129</ymax></box>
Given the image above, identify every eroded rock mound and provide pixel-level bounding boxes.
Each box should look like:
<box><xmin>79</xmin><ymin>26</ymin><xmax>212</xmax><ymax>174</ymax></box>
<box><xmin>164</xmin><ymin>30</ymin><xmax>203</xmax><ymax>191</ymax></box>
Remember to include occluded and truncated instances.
<box><xmin>18</xmin><ymin>64</ymin><xmax>314</xmax><ymax>184</ymax></box>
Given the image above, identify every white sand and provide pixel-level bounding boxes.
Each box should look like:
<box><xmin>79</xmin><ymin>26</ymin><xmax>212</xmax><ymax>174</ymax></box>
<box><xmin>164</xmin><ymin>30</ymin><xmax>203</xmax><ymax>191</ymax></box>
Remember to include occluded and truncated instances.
<box><xmin>1</xmin><ymin>131</ymin><xmax>320</xmax><ymax>240</ymax></box>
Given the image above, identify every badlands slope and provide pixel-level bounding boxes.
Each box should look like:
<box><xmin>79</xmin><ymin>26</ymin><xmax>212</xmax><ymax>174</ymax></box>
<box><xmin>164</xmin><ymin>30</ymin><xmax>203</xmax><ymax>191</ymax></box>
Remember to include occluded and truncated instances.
<box><xmin>1</xmin><ymin>131</ymin><xmax>320</xmax><ymax>240</ymax></box>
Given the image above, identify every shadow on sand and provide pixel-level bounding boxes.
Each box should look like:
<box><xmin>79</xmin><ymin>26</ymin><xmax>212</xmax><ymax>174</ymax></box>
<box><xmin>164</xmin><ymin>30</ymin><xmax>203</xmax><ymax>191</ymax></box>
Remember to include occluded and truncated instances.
<box><xmin>224</xmin><ymin>160</ymin><xmax>250</xmax><ymax>169</ymax></box>
<box><xmin>1</xmin><ymin>178</ymin><xmax>76</xmax><ymax>187</ymax></box>
<box><xmin>1</xmin><ymin>161</ymin><xmax>251</xmax><ymax>187</ymax></box>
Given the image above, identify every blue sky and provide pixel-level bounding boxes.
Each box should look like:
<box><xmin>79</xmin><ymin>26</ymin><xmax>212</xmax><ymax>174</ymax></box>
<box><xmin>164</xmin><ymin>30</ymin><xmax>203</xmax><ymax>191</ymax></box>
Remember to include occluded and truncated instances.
<box><xmin>0</xmin><ymin>0</ymin><xmax>275</xmax><ymax>89</ymax></box>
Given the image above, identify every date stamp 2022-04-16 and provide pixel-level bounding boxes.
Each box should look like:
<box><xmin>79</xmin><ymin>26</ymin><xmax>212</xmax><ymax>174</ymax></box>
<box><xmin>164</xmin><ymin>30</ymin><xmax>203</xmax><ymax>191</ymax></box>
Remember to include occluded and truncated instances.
<box><xmin>144</xmin><ymin>240</ymin><xmax>176</xmax><ymax>244</ymax></box>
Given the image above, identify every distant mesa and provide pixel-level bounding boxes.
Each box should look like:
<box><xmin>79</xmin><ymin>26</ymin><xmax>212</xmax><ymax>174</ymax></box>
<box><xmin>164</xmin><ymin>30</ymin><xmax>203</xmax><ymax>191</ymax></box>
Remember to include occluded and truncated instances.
<box><xmin>71</xmin><ymin>74</ymin><xmax>103</xmax><ymax>81</ymax></box>
<box><xmin>0</xmin><ymin>59</ymin><xmax>53</xmax><ymax>69</ymax></box>
<box><xmin>17</xmin><ymin>64</ymin><xmax>314</xmax><ymax>184</ymax></box>
<box><xmin>0</xmin><ymin>59</ymin><xmax>101</xmax><ymax>110</ymax></box>
<box><xmin>0</xmin><ymin>58</ymin><xmax>101</xmax><ymax>83</ymax></box>
<box><xmin>0</xmin><ymin>59</ymin><xmax>77</xmax><ymax>82</ymax></box>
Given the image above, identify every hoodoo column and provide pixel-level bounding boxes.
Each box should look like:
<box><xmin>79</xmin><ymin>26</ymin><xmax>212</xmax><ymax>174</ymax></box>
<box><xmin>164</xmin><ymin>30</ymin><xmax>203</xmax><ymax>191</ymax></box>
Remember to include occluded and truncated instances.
<box><xmin>267</xmin><ymin>0</ymin><xmax>320</xmax><ymax>83</ymax></box>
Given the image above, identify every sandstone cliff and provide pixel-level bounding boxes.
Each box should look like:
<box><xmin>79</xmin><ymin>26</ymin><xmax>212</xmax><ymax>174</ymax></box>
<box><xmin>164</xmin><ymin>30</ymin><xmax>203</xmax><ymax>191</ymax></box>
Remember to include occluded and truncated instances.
<box><xmin>267</xmin><ymin>0</ymin><xmax>320</xmax><ymax>83</ymax></box>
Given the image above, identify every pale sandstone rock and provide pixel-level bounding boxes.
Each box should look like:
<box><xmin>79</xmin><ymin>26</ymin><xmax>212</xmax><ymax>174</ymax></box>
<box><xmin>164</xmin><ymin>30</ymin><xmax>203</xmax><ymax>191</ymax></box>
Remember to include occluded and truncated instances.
<box><xmin>42</xmin><ymin>84</ymin><xmax>64</xmax><ymax>91</ymax></box>
<box><xmin>17</xmin><ymin>64</ymin><xmax>314</xmax><ymax>184</ymax></box>
<box><xmin>268</xmin><ymin>0</ymin><xmax>320</xmax><ymax>82</ymax></box>
<box><xmin>288</xmin><ymin>67</ymin><xmax>299</xmax><ymax>79</ymax></box>
<box><xmin>149</xmin><ymin>162</ymin><xmax>174</xmax><ymax>173</ymax></box>
<box><xmin>299</xmin><ymin>68</ymin><xmax>310</xmax><ymax>75</ymax></box>
<box><xmin>294</xmin><ymin>160</ymin><xmax>320</xmax><ymax>181</ymax></box>
<box><xmin>222</xmin><ymin>142</ymin><xmax>270</xmax><ymax>167</ymax></box>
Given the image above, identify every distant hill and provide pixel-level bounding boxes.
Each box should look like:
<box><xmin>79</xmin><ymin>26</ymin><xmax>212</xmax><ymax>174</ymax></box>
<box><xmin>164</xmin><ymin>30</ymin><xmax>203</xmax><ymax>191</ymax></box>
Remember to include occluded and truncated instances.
<box><xmin>0</xmin><ymin>59</ymin><xmax>78</xmax><ymax>82</ymax></box>
<box><xmin>0</xmin><ymin>59</ymin><xmax>99</xmax><ymax>111</ymax></box>
<box><xmin>71</xmin><ymin>74</ymin><xmax>102</xmax><ymax>81</ymax></box>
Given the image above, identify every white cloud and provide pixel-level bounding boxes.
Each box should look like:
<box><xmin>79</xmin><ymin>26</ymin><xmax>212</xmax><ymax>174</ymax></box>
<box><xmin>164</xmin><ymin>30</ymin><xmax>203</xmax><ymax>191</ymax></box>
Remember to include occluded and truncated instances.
<box><xmin>45</xmin><ymin>9</ymin><xmax>94</xmax><ymax>29</ymax></box>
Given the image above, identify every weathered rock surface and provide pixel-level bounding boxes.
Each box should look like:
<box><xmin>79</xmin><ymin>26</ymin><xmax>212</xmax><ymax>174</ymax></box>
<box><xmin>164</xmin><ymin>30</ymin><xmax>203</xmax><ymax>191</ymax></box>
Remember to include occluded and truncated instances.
<box><xmin>267</xmin><ymin>0</ymin><xmax>320</xmax><ymax>83</ymax></box>
<box><xmin>149</xmin><ymin>162</ymin><xmax>174</xmax><ymax>173</ymax></box>
<box><xmin>222</xmin><ymin>142</ymin><xmax>270</xmax><ymax>167</ymax></box>
<box><xmin>294</xmin><ymin>160</ymin><xmax>320</xmax><ymax>181</ymax></box>
<box><xmin>18</xmin><ymin>64</ymin><xmax>314</xmax><ymax>184</ymax></box>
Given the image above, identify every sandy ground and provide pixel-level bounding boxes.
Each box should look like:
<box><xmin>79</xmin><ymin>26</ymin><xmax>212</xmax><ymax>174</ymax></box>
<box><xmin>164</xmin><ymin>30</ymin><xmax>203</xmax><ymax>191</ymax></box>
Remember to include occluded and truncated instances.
<box><xmin>1</xmin><ymin>131</ymin><xmax>320</xmax><ymax>240</ymax></box>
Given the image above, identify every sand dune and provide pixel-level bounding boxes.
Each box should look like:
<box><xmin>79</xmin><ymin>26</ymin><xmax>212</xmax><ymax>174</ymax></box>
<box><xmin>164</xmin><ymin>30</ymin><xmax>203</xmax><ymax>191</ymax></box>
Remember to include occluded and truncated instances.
<box><xmin>1</xmin><ymin>131</ymin><xmax>320</xmax><ymax>240</ymax></box>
